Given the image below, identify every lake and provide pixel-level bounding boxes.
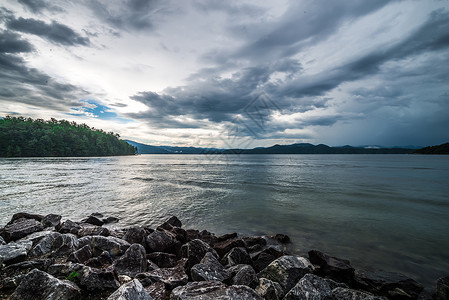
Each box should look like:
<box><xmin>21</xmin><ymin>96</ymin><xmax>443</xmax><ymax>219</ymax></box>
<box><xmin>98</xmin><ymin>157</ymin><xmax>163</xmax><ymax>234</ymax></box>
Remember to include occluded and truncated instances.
<box><xmin>1</xmin><ymin>154</ymin><xmax>448</xmax><ymax>288</ymax></box>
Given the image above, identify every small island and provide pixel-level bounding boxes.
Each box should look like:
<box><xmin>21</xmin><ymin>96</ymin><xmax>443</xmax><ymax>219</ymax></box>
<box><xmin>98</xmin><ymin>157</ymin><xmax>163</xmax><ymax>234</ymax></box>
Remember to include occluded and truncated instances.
<box><xmin>413</xmin><ymin>143</ymin><xmax>449</xmax><ymax>155</ymax></box>
<box><xmin>0</xmin><ymin>116</ymin><xmax>136</xmax><ymax>157</ymax></box>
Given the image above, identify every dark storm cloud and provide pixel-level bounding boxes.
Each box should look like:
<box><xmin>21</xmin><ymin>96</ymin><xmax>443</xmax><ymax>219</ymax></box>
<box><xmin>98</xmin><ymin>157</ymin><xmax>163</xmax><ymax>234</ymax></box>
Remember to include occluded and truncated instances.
<box><xmin>17</xmin><ymin>0</ymin><xmax>63</xmax><ymax>14</ymax></box>
<box><xmin>6</xmin><ymin>17</ymin><xmax>90</xmax><ymax>46</ymax></box>
<box><xmin>0</xmin><ymin>31</ymin><xmax>34</xmax><ymax>53</ymax></box>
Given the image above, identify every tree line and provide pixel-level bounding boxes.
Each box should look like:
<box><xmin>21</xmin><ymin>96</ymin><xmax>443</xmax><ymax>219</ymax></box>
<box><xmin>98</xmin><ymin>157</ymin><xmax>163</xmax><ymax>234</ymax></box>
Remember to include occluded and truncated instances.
<box><xmin>0</xmin><ymin>116</ymin><xmax>136</xmax><ymax>157</ymax></box>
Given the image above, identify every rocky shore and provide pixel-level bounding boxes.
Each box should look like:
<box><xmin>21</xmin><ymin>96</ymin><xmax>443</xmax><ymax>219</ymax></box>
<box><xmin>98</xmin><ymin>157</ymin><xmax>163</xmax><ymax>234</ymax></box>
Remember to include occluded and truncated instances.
<box><xmin>0</xmin><ymin>212</ymin><xmax>447</xmax><ymax>300</ymax></box>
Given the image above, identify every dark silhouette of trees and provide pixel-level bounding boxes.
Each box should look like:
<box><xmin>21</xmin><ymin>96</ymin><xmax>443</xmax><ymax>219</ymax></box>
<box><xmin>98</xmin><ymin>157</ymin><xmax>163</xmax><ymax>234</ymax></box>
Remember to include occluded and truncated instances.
<box><xmin>0</xmin><ymin>116</ymin><xmax>136</xmax><ymax>157</ymax></box>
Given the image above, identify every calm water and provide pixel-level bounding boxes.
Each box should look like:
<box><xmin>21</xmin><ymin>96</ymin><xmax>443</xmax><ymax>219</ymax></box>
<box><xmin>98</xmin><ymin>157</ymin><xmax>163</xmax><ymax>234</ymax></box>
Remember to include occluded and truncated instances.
<box><xmin>1</xmin><ymin>154</ymin><xmax>448</xmax><ymax>287</ymax></box>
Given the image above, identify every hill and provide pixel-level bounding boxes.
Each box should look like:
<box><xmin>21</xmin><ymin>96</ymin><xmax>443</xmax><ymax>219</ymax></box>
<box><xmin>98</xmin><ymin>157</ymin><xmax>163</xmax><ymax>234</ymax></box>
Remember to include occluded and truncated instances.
<box><xmin>0</xmin><ymin>116</ymin><xmax>136</xmax><ymax>157</ymax></box>
<box><xmin>414</xmin><ymin>143</ymin><xmax>449</xmax><ymax>154</ymax></box>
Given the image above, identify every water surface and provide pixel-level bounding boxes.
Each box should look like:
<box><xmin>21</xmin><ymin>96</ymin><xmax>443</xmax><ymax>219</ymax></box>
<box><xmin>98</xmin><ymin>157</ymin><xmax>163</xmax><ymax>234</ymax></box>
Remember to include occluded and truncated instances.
<box><xmin>1</xmin><ymin>154</ymin><xmax>448</xmax><ymax>288</ymax></box>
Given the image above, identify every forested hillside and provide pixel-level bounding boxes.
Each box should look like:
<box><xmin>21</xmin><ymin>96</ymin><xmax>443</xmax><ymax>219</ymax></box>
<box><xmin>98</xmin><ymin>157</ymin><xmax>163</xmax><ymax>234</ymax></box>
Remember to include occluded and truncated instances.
<box><xmin>0</xmin><ymin>116</ymin><xmax>136</xmax><ymax>157</ymax></box>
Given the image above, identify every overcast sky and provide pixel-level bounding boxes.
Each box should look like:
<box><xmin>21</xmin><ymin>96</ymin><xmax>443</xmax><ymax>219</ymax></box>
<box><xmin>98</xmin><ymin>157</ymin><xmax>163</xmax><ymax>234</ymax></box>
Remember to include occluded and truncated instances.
<box><xmin>1</xmin><ymin>0</ymin><xmax>448</xmax><ymax>148</ymax></box>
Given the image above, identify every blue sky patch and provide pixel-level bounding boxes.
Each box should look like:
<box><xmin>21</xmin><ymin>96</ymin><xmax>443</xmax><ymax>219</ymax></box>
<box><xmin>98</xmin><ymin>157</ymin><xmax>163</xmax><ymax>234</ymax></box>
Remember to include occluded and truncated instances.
<box><xmin>68</xmin><ymin>100</ymin><xmax>133</xmax><ymax>123</ymax></box>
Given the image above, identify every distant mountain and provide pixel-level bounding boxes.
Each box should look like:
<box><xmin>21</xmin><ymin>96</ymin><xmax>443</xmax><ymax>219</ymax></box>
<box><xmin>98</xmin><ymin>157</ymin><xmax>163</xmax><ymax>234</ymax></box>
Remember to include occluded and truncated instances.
<box><xmin>414</xmin><ymin>143</ymin><xmax>449</xmax><ymax>154</ymax></box>
<box><xmin>126</xmin><ymin>140</ymin><xmax>415</xmax><ymax>155</ymax></box>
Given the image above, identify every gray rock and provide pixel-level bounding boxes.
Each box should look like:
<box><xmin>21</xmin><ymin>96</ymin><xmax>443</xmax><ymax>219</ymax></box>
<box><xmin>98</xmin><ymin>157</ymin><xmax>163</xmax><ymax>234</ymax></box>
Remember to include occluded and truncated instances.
<box><xmin>58</xmin><ymin>220</ymin><xmax>81</xmax><ymax>235</ymax></box>
<box><xmin>228</xmin><ymin>264</ymin><xmax>258</xmax><ymax>288</ymax></box>
<box><xmin>68</xmin><ymin>244</ymin><xmax>92</xmax><ymax>264</ymax></box>
<box><xmin>255</xmin><ymin>277</ymin><xmax>284</xmax><ymax>300</ymax></box>
<box><xmin>181</xmin><ymin>239</ymin><xmax>218</xmax><ymax>271</ymax></box>
<box><xmin>47</xmin><ymin>262</ymin><xmax>85</xmax><ymax>277</ymax></box>
<box><xmin>436</xmin><ymin>276</ymin><xmax>449</xmax><ymax>300</ymax></box>
<box><xmin>107</xmin><ymin>279</ymin><xmax>153</xmax><ymax>300</ymax></box>
<box><xmin>283</xmin><ymin>273</ymin><xmax>333</xmax><ymax>300</ymax></box>
<box><xmin>166</xmin><ymin>216</ymin><xmax>182</xmax><ymax>228</ymax></box>
<box><xmin>79</xmin><ymin>266</ymin><xmax>120</xmax><ymax>291</ymax></box>
<box><xmin>3</xmin><ymin>218</ymin><xmax>44</xmax><ymax>242</ymax></box>
<box><xmin>113</xmin><ymin>243</ymin><xmax>147</xmax><ymax>277</ymax></box>
<box><xmin>28</xmin><ymin>232</ymin><xmax>79</xmax><ymax>258</ymax></box>
<box><xmin>82</xmin><ymin>215</ymin><xmax>105</xmax><ymax>226</ymax></box>
<box><xmin>0</xmin><ymin>240</ymin><xmax>32</xmax><ymax>264</ymax></box>
<box><xmin>85</xmin><ymin>250</ymin><xmax>114</xmax><ymax>268</ymax></box>
<box><xmin>123</xmin><ymin>227</ymin><xmax>147</xmax><ymax>246</ymax></box>
<box><xmin>77</xmin><ymin>223</ymin><xmax>110</xmax><ymax>237</ymax></box>
<box><xmin>221</xmin><ymin>246</ymin><xmax>252</xmax><ymax>267</ymax></box>
<box><xmin>147</xmin><ymin>252</ymin><xmax>178</xmax><ymax>268</ymax></box>
<box><xmin>213</xmin><ymin>237</ymin><xmax>246</xmax><ymax>258</ymax></box>
<box><xmin>1</xmin><ymin>274</ymin><xmax>25</xmax><ymax>289</ymax></box>
<box><xmin>83</xmin><ymin>235</ymin><xmax>130</xmax><ymax>256</ymax></box>
<box><xmin>146</xmin><ymin>230</ymin><xmax>177</xmax><ymax>253</ymax></box>
<box><xmin>5</xmin><ymin>258</ymin><xmax>54</xmax><ymax>272</ymax></box>
<box><xmin>258</xmin><ymin>255</ymin><xmax>314</xmax><ymax>293</ymax></box>
<box><xmin>308</xmin><ymin>250</ymin><xmax>354</xmax><ymax>284</ymax></box>
<box><xmin>324</xmin><ymin>278</ymin><xmax>348</xmax><ymax>290</ymax></box>
<box><xmin>252</xmin><ymin>247</ymin><xmax>283</xmax><ymax>272</ymax></box>
<box><xmin>191</xmin><ymin>252</ymin><xmax>230</xmax><ymax>282</ymax></box>
<box><xmin>16</xmin><ymin>229</ymin><xmax>55</xmax><ymax>246</ymax></box>
<box><xmin>103</xmin><ymin>216</ymin><xmax>120</xmax><ymax>224</ymax></box>
<box><xmin>332</xmin><ymin>287</ymin><xmax>386</xmax><ymax>300</ymax></box>
<box><xmin>143</xmin><ymin>259</ymin><xmax>189</xmax><ymax>289</ymax></box>
<box><xmin>8</xmin><ymin>212</ymin><xmax>43</xmax><ymax>224</ymax></box>
<box><xmin>0</xmin><ymin>235</ymin><xmax>5</xmax><ymax>245</ymax></box>
<box><xmin>145</xmin><ymin>282</ymin><xmax>170</xmax><ymax>300</ymax></box>
<box><xmin>171</xmin><ymin>280</ymin><xmax>263</xmax><ymax>300</ymax></box>
<box><xmin>42</xmin><ymin>214</ymin><xmax>62</xmax><ymax>228</ymax></box>
<box><xmin>10</xmin><ymin>268</ymin><xmax>81</xmax><ymax>300</ymax></box>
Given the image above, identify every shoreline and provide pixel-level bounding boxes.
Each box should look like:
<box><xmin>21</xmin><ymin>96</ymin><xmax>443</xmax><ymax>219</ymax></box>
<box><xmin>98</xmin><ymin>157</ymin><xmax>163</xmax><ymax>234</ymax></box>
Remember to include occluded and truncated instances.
<box><xmin>0</xmin><ymin>212</ymin><xmax>447</xmax><ymax>300</ymax></box>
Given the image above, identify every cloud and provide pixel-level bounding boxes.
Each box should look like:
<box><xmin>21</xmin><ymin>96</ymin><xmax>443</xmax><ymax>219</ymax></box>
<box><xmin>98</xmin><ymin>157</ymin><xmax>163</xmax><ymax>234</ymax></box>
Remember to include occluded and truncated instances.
<box><xmin>5</xmin><ymin>17</ymin><xmax>90</xmax><ymax>46</ymax></box>
<box><xmin>17</xmin><ymin>0</ymin><xmax>63</xmax><ymax>14</ymax></box>
<box><xmin>0</xmin><ymin>30</ymin><xmax>34</xmax><ymax>53</ymax></box>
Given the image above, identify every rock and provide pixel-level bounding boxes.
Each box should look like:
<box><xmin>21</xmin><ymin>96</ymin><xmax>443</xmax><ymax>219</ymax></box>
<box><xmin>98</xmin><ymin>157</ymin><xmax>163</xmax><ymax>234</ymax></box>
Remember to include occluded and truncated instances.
<box><xmin>274</xmin><ymin>234</ymin><xmax>290</xmax><ymax>244</ymax></box>
<box><xmin>145</xmin><ymin>282</ymin><xmax>170</xmax><ymax>300</ymax></box>
<box><xmin>7</xmin><ymin>212</ymin><xmax>44</xmax><ymax>224</ymax></box>
<box><xmin>221</xmin><ymin>246</ymin><xmax>252</xmax><ymax>267</ymax></box>
<box><xmin>244</xmin><ymin>236</ymin><xmax>267</xmax><ymax>249</ymax></box>
<box><xmin>147</xmin><ymin>259</ymin><xmax>160</xmax><ymax>271</ymax></box>
<box><xmin>58</xmin><ymin>220</ymin><xmax>82</xmax><ymax>235</ymax></box>
<box><xmin>171</xmin><ymin>280</ymin><xmax>263</xmax><ymax>300</ymax></box>
<box><xmin>10</xmin><ymin>268</ymin><xmax>81</xmax><ymax>300</ymax></box>
<box><xmin>42</xmin><ymin>214</ymin><xmax>62</xmax><ymax>228</ymax></box>
<box><xmin>332</xmin><ymin>287</ymin><xmax>385</xmax><ymax>299</ymax></box>
<box><xmin>166</xmin><ymin>216</ymin><xmax>182</xmax><ymax>228</ymax></box>
<box><xmin>146</xmin><ymin>230</ymin><xmax>177</xmax><ymax>253</ymax></box>
<box><xmin>283</xmin><ymin>273</ymin><xmax>333</xmax><ymax>300</ymax></box>
<box><xmin>82</xmin><ymin>215</ymin><xmax>104</xmax><ymax>226</ymax></box>
<box><xmin>191</xmin><ymin>252</ymin><xmax>230</xmax><ymax>282</ymax></box>
<box><xmin>0</xmin><ymin>240</ymin><xmax>32</xmax><ymax>265</ymax></box>
<box><xmin>1</xmin><ymin>274</ymin><xmax>25</xmax><ymax>289</ymax></box>
<box><xmin>84</xmin><ymin>235</ymin><xmax>130</xmax><ymax>256</ymax></box>
<box><xmin>5</xmin><ymin>258</ymin><xmax>54</xmax><ymax>273</ymax></box>
<box><xmin>107</xmin><ymin>279</ymin><xmax>153</xmax><ymax>300</ymax></box>
<box><xmin>436</xmin><ymin>276</ymin><xmax>449</xmax><ymax>300</ymax></box>
<box><xmin>213</xmin><ymin>237</ymin><xmax>246</xmax><ymax>258</ymax></box>
<box><xmin>103</xmin><ymin>216</ymin><xmax>120</xmax><ymax>224</ymax></box>
<box><xmin>325</xmin><ymin>278</ymin><xmax>348</xmax><ymax>290</ymax></box>
<box><xmin>258</xmin><ymin>255</ymin><xmax>314</xmax><ymax>293</ymax></box>
<box><xmin>68</xmin><ymin>244</ymin><xmax>92</xmax><ymax>264</ymax></box>
<box><xmin>255</xmin><ymin>277</ymin><xmax>284</xmax><ymax>300</ymax></box>
<box><xmin>47</xmin><ymin>262</ymin><xmax>84</xmax><ymax>277</ymax></box>
<box><xmin>80</xmin><ymin>266</ymin><xmax>120</xmax><ymax>291</ymax></box>
<box><xmin>123</xmin><ymin>227</ymin><xmax>147</xmax><ymax>246</ymax></box>
<box><xmin>28</xmin><ymin>232</ymin><xmax>79</xmax><ymax>258</ymax></box>
<box><xmin>228</xmin><ymin>264</ymin><xmax>258</xmax><ymax>288</ymax></box>
<box><xmin>252</xmin><ymin>247</ymin><xmax>283</xmax><ymax>272</ymax></box>
<box><xmin>78</xmin><ymin>223</ymin><xmax>110</xmax><ymax>237</ymax></box>
<box><xmin>0</xmin><ymin>235</ymin><xmax>5</xmax><ymax>245</ymax></box>
<box><xmin>16</xmin><ymin>228</ymin><xmax>55</xmax><ymax>246</ymax></box>
<box><xmin>181</xmin><ymin>239</ymin><xmax>218</xmax><ymax>271</ymax></box>
<box><xmin>143</xmin><ymin>259</ymin><xmax>189</xmax><ymax>290</ymax></box>
<box><xmin>147</xmin><ymin>252</ymin><xmax>178</xmax><ymax>268</ymax></box>
<box><xmin>308</xmin><ymin>250</ymin><xmax>354</xmax><ymax>283</ymax></box>
<box><xmin>118</xmin><ymin>275</ymin><xmax>133</xmax><ymax>284</ymax></box>
<box><xmin>113</xmin><ymin>243</ymin><xmax>147</xmax><ymax>277</ymax></box>
<box><xmin>85</xmin><ymin>250</ymin><xmax>113</xmax><ymax>268</ymax></box>
<box><xmin>217</xmin><ymin>232</ymin><xmax>238</xmax><ymax>242</ymax></box>
<box><xmin>353</xmin><ymin>270</ymin><xmax>423</xmax><ymax>299</ymax></box>
<box><xmin>198</xmin><ymin>230</ymin><xmax>218</xmax><ymax>246</ymax></box>
<box><xmin>2</xmin><ymin>218</ymin><xmax>44</xmax><ymax>242</ymax></box>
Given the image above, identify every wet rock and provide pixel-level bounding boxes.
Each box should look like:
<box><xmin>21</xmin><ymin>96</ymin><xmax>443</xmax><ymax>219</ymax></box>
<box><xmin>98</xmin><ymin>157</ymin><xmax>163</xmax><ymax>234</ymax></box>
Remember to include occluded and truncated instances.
<box><xmin>255</xmin><ymin>277</ymin><xmax>284</xmax><ymax>300</ymax></box>
<box><xmin>80</xmin><ymin>266</ymin><xmax>120</xmax><ymax>291</ymax></box>
<box><xmin>107</xmin><ymin>279</ymin><xmax>153</xmax><ymax>300</ymax></box>
<box><xmin>113</xmin><ymin>243</ymin><xmax>147</xmax><ymax>277</ymax></box>
<box><xmin>10</xmin><ymin>268</ymin><xmax>81</xmax><ymax>300</ymax></box>
<box><xmin>354</xmin><ymin>270</ymin><xmax>423</xmax><ymax>299</ymax></box>
<box><xmin>103</xmin><ymin>216</ymin><xmax>120</xmax><ymax>224</ymax></box>
<box><xmin>166</xmin><ymin>216</ymin><xmax>182</xmax><ymax>228</ymax></box>
<box><xmin>228</xmin><ymin>264</ymin><xmax>258</xmax><ymax>288</ymax></box>
<box><xmin>68</xmin><ymin>244</ymin><xmax>92</xmax><ymax>264</ymax></box>
<box><xmin>78</xmin><ymin>223</ymin><xmax>110</xmax><ymax>237</ymax></box>
<box><xmin>308</xmin><ymin>250</ymin><xmax>354</xmax><ymax>284</ymax></box>
<box><xmin>332</xmin><ymin>287</ymin><xmax>385</xmax><ymax>300</ymax></box>
<box><xmin>198</xmin><ymin>230</ymin><xmax>217</xmax><ymax>246</ymax></box>
<box><xmin>258</xmin><ymin>255</ymin><xmax>314</xmax><ymax>293</ymax></box>
<box><xmin>217</xmin><ymin>232</ymin><xmax>238</xmax><ymax>242</ymax></box>
<box><xmin>283</xmin><ymin>273</ymin><xmax>333</xmax><ymax>300</ymax></box>
<box><xmin>436</xmin><ymin>276</ymin><xmax>449</xmax><ymax>300</ymax></box>
<box><xmin>147</xmin><ymin>252</ymin><xmax>178</xmax><ymax>268</ymax></box>
<box><xmin>28</xmin><ymin>232</ymin><xmax>79</xmax><ymax>258</ymax></box>
<box><xmin>252</xmin><ymin>247</ymin><xmax>284</xmax><ymax>273</ymax></box>
<box><xmin>42</xmin><ymin>214</ymin><xmax>62</xmax><ymax>228</ymax></box>
<box><xmin>84</xmin><ymin>235</ymin><xmax>130</xmax><ymax>256</ymax></box>
<box><xmin>58</xmin><ymin>220</ymin><xmax>82</xmax><ymax>235</ymax></box>
<box><xmin>171</xmin><ymin>280</ymin><xmax>263</xmax><ymax>300</ymax></box>
<box><xmin>146</xmin><ymin>230</ymin><xmax>177</xmax><ymax>254</ymax></box>
<box><xmin>145</xmin><ymin>282</ymin><xmax>170</xmax><ymax>300</ymax></box>
<box><xmin>0</xmin><ymin>240</ymin><xmax>32</xmax><ymax>265</ymax></box>
<box><xmin>213</xmin><ymin>237</ymin><xmax>246</xmax><ymax>258</ymax></box>
<box><xmin>181</xmin><ymin>239</ymin><xmax>218</xmax><ymax>271</ymax></box>
<box><xmin>191</xmin><ymin>252</ymin><xmax>230</xmax><ymax>282</ymax></box>
<box><xmin>3</xmin><ymin>218</ymin><xmax>44</xmax><ymax>242</ymax></box>
<box><xmin>85</xmin><ymin>250</ymin><xmax>113</xmax><ymax>268</ymax></box>
<box><xmin>8</xmin><ymin>212</ymin><xmax>44</xmax><ymax>224</ymax></box>
<box><xmin>143</xmin><ymin>259</ymin><xmax>189</xmax><ymax>290</ymax></box>
<box><xmin>221</xmin><ymin>246</ymin><xmax>252</xmax><ymax>267</ymax></box>
<box><xmin>82</xmin><ymin>215</ymin><xmax>104</xmax><ymax>226</ymax></box>
<box><xmin>274</xmin><ymin>234</ymin><xmax>290</xmax><ymax>244</ymax></box>
<box><xmin>123</xmin><ymin>227</ymin><xmax>147</xmax><ymax>246</ymax></box>
<box><xmin>185</xmin><ymin>229</ymin><xmax>200</xmax><ymax>242</ymax></box>
<box><xmin>244</xmin><ymin>236</ymin><xmax>267</xmax><ymax>250</ymax></box>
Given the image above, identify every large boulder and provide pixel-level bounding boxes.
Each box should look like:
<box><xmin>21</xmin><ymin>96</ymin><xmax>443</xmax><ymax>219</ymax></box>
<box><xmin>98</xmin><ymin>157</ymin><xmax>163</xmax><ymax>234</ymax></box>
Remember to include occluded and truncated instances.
<box><xmin>258</xmin><ymin>255</ymin><xmax>314</xmax><ymax>293</ymax></box>
<box><xmin>308</xmin><ymin>250</ymin><xmax>354</xmax><ymax>283</ymax></box>
<box><xmin>113</xmin><ymin>243</ymin><xmax>147</xmax><ymax>277</ymax></box>
<box><xmin>255</xmin><ymin>277</ymin><xmax>284</xmax><ymax>300</ymax></box>
<box><xmin>171</xmin><ymin>280</ymin><xmax>262</xmax><ymax>300</ymax></box>
<box><xmin>147</xmin><ymin>252</ymin><xmax>178</xmax><ymax>268</ymax></box>
<box><xmin>142</xmin><ymin>259</ymin><xmax>189</xmax><ymax>290</ymax></box>
<box><xmin>28</xmin><ymin>232</ymin><xmax>79</xmax><ymax>258</ymax></box>
<box><xmin>181</xmin><ymin>239</ymin><xmax>218</xmax><ymax>271</ymax></box>
<box><xmin>82</xmin><ymin>215</ymin><xmax>104</xmax><ymax>226</ymax></box>
<box><xmin>77</xmin><ymin>223</ymin><xmax>110</xmax><ymax>237</ymax></box>
<box><xmin>68</xmin><ymin>244</ymin><xmax>92</xmax><ymax>264</ymax></box>
<box><xmin>57</xmin><ymin>220</ymin><xmax>82</xmax><ymax>235</ymax></box>
<box><xmin>213</xmin><ymin>237</ymin><xmax>246</xmax><ymax>258</ymax></box>
<box><xmin>80</xmin><ymin>235</ymin><xmax>130</xmax><ymax>256</ymax></box>
<box><xmin>2</xmin><ymin>218</ymin><xmax>44</xmax><ymax>242</ymax></box>
<box><xmin>436</xmin><ymin>276</ymin><xmax>449</xmax><ymax>300</ymax></box>
<box><xmin>252</xmin><ymin>247</ymin><xmax>283</xmax><ymax>272</ymax></box>
<box><xmin>145</xmin><ymin>282</ymin><xmax>170</xmax><ymax>300</ymax></box>
<box><xmin>146</xmin><ymin>230</ymin><xmax>177</xmax><ymax>253</ymax></box>
<box><xmin>107</xmin><ymin>279</ymin><xmax>153</xmax><ymax>300</ymax></box>
<box><xmin>0</xmin><ymin>235</ymin><xmax>5</xmax><ymax>245</ymax></box>
<box><xmin>10</xmin><ymin>269</ymin><xmax>81</xmax><ymax>300</ymax></box>
<box><xmin>221</xmin><ymin>246</ymin><xmax>252</xmax><ymax>267</ymax></box>
<box><xmin>79</xmin><ymin>266</ymin><xmax>120</xmax><ymax>291</ymax></box>
<box><xmin>353</xmin><ymin>270</ymin><xmax>423</xmax><ymax>299</ymax></box>
<box><xmin>7</xmin><ymin>212</ymin><xmax>43</xmax><ymax>224</ymax></box>
<box><xmin>228</xmin><ymin>264</ymin><xmax>258</xmax><ymax>288</ymax></box>
<box><xmin>191</xmin><ymin>252</ymin><xmax>230</xmax><ymax>282</ymax></box>
<box><xmin>123</xmin><ymin>227</ymin><xmax>147</xmax><ymax>246</ymax></box>
<box><xmin>42</xmin><ymin>214</ymin><xmax>62</xmax><ymax>228</ymax></box>
<box><xmin>283</xmin><ymin>273</ymin><xmax>333</xmax><ymax>300</ymax></box>
<box><xmin>0</xmin><ymin>240</ymin><xmax>32</xmax><ymax>265</ymax></box>
<box><xmin>166</xmin><ymin>216</ymin><xmax>182</xmax><ymax>228</ymax></box>
<box><xmin>332</xmin><ymin>287</ymin><xmax>385</xmax><ymax>300</ymax></box>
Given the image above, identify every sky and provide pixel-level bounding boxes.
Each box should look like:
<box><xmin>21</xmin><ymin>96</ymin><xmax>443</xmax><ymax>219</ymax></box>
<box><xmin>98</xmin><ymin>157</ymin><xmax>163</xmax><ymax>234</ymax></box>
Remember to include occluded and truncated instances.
<box><xmin>0</xmin><ymin>0</ymin><xmax>448</xmax><ymax>148</ymax></box>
